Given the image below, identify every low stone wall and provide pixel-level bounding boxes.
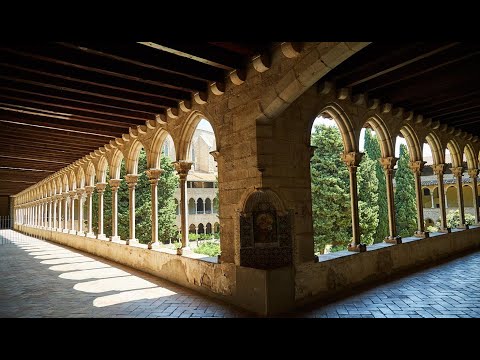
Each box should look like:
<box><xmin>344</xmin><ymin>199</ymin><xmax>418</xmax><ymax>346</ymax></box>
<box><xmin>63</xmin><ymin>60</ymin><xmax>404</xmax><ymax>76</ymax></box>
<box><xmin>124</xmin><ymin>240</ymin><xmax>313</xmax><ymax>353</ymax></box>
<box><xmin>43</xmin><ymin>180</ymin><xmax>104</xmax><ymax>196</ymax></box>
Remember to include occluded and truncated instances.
<box><xmin>294</xmin><ymin>227</ymin><xmax>480</xmax><ymax>308</ymax></box>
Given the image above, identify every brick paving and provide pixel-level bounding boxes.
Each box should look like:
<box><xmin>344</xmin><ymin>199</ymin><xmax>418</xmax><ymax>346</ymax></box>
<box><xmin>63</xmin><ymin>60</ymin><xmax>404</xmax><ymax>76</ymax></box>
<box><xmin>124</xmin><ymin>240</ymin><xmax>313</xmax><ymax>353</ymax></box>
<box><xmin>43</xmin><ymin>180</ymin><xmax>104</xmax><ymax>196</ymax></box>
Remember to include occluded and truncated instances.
<box><xmin>1</xmin><ymin>230</ymin><xmax>479</xmax><ymax>318</ymax></box>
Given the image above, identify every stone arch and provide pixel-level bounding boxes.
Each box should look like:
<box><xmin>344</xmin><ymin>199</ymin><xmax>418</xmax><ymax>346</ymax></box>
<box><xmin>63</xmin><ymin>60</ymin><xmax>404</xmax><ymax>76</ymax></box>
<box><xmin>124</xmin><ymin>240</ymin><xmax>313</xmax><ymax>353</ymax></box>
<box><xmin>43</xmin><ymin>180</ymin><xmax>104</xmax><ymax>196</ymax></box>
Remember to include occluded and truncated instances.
<box><xmin>198</xmin><ymin>223</ymin><xmax>205</xmax><ymax>234</ymax></box>
<box><xmin>214</xmin><ymin>222</ymin><xmax>220</xmax><ymax>233</ymax></box>
<box><xmin>206</xmin><ymin>222</ymin><xmax>212</xmax><ymax>234</ymax></box>
<box><xmin>76</xmin><ymin>166</ymin><xmax>85</xmax><ymax>189</ymax></box>
<box><xmin>108</xmin><ymin>150</ymin><xmax>123</xmax><ymax>180</ymax></box>
<box><xmin>309</xmin><ymin>102</ymin><xmax>357</xmax><ymax>153</ymax></box>
<box><xmin>62</xmin><ymin>173</ymin><xmax>69</xmax><ymax>193</ymax></box>
<box><xmin>197</xmin><ymin>198</ymin><xmax>204</xmax><ymax>214</ymax></box>
<box><xmin>177</xmin><ymin>110</ymin><xmax>219</xmax><ymax>161</ymax></box>
<box><xmin>189</xmin><ymin>224</ymin><xmax>196</xmax><ymax>234</ymax></box>
<box><xmin>85</xmin><ymin>162</ymin><xmax>96</xmax><ymax>186</ymax></box>
<box><xmin>446</xmin><ymin>139</ymin><xmax>462</xmax><ymax>168</ymax></box>
<box><xmin>425</xmin><ymin>132</ymin><xmax>444</xmax><ymax>165</ymax></box>
<box><xmin>205</xmin><ymin>198</ymin><xmax>212</xmax><ymax>213</ymax></box>
<box><xmin>361</xmin><ymin>113</ymin><xmax>394</xmax><ymax>158</ymax></box>
<box><xmin>446</xmin><ymin>185</ymin><xmax>457</xmax><ymax>207</ymax></box>
<box><xmin>464</xmin><ymin>144</ymin><xmax>477</xmax><ymax>170</ymax></box>
<box><xmin>97</xmin><ymin>156</ymin><xmax>109</xmax><ymax>183</ymax></box>
<box><xmin>188</xmin><ymin>198</ymin><xmax>196</xmax><ymax>215</ymax></box>
<box><xmin>399</xmin><ymin>124</ymin><xmax>422</xmax><ymax>161</ymax></box>
<box><xmin>463</xmin><ymin>184</ymin><xmax>474</xmax><ymax>208</ymax></box>
<box><xmin>56</xmin><ymin>177</ymin><xmax>63</xmax><ymax>195</ymax></box>
<box><xmin>149</xmin><ymin>129</ymin><xmax>176</xmax><ymax>169</ymax></box>
<box><xmin>68</xmin><ymin>170</ymin><xmax>77</xmax><ymax>191</ymax></box>
<box><xmin>125</xmin><ymin>139</ymin><xmax>146</xmax><ymax>175</ymax></box>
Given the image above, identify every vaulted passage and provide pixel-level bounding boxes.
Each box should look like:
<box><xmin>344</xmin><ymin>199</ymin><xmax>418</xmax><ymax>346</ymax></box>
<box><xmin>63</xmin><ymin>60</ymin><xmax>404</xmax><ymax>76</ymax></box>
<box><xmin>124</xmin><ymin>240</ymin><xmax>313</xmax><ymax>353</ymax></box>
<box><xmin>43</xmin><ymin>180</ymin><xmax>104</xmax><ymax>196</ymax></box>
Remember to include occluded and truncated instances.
<box><xmin>3</xmin><ymin>42</ymin><xmax>480</xmax><ymax>316</ymax></box>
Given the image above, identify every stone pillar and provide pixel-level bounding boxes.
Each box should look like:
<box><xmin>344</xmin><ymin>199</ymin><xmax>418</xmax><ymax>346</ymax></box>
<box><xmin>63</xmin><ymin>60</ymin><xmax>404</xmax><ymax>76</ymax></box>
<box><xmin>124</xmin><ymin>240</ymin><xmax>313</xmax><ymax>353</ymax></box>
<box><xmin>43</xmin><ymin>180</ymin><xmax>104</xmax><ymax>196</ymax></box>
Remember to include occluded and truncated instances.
<box><xmin>84</xmin><ymin>186</ymin><xmax>95</xmax><ymax>237</ymax></box>
<box><xmin>341</xmin><ymin>152</ymin><xmax>366</xmax><ymax>252</ymax></box>
<box><xmin>48</xmin><ymin>197</ymin><xmax>53</xmax><ymax>229</ymax></box>
<box><xmin>452</xmin><ymin>166</ymin><xmax>467</xmax><ymax>228</ymax></box>
<box><xmin>381</xmin><ymin>157</ymin><xmax>402</xmax><ymax>244</ymax></box>
<box><xmin>96</xmin><ymin>183</ymin><xmax>108</xmax><ymax>239</ymax></box>
<box><xmin>468</xmin><ymin>169</ymin><xmax>479</xmax><ymax>224</ymax></box>
<box><xmin>409</xmin><ymin>161</ymin><xmax>428</xmax><ymax>238</ymax></box>
<box><xmin>430</xmin><ymin>191</ymin><xmax>435</xmax><ymax>208</ymax></box>
<box><xmin>69</xmin><ymin>190</ymin><xmax>77</xmax><ymax>234</ymax></box>
<box><xmin>174</xmin><ymin>161</ymin><xmax>193</xmax><ymax>249</ymax></box>
<box><xmin>40</xmin><ymin>200</ymin><xmax>44</xmax><ymax>228</ymax></box>
<box><xmin>433</xmin><ymin>164</ymin><xmax>449</xmax><ymax>232</ymax></box>
<box><xmin>57</xmin><ymin>195</ymin><xmax>62</xmax><ymax>231</ymax></box>
<box><xmin>125</xmin><ymin>175</ymin><xmax>139</xmax><ymax>245</ymax></box>
<box><xmin>445</xmin><ymin>193</ymin><xmax>449</xmax><ymax>208</ymax></box>
<box><xmin>76</xmin><ymin>189</ymin><xmax>85</xmax><ymax>235</ymax></box>
<box><xmin>63</xmin><ymin>194</ymin><xmax>69</xmax><ymax>233</ymax></box>
<box><xmin>52</xmin><ymin>195</ymin><xmax>57</xmax><ymax>230</ymax></box>
<box><xmin>109</xmin><ymin>179</ymin><xmax>122</xmax><ymax>241</ymax></box>
<box><xmin>146</xmin><ymin>169</ymin><xmax>163</xmax><ymax>249</ymax></box>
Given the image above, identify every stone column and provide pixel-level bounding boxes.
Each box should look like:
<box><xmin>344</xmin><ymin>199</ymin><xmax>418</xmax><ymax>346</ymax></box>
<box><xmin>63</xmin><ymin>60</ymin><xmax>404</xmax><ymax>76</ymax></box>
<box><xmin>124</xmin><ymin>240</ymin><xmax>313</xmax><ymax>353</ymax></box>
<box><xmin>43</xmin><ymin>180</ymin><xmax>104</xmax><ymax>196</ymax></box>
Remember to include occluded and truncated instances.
<box><xmin>445</xmin><ymin>193</ymin><xmax>449</xmax><ymax>208</ymax></box>
<box><xmin>381</xmin><ymin>157</ymin><xmax>402</xmax><ymax>244</ymax></box>
<box><xmin>341</xmin><ymin>152</ymin><xmax>366</xmax><ymax>252</ymax></box>
<box><xmin>57</xmin><ymin>195</ymin><xmax>63</xmax><ymax>231</ymax></box>
<box><xmin>76</xmin><ymin>189</ymin><xmax>85</xmax><ymax>236</ymax></box>
<box><xmin>409</xmin><ymin>161</ymin><xmax>428</xmax><ymax>238</ymax></box>
<box><xmin>109</xmin><ymin>179</ymin><xmax>122</xmax><ymax>241</ymax></box>
<box><xmin>63</xmin><ymin>193</ymin><xmax>69</xmax><ymax>233</ymax></box>
<box><xmin>52</xmin><ymin>195</ymin><xmax>57</xmax><ymax>230</ymax></box>
<box><xmin>433</xmin><ymin>164</ymin><xmax>449</xmax><ymax>232</ymax></box>
<box><xmin>40</xmin><ymin>200</ymin><xmax>44</xmax><ymax>228</ymax></box>
<box><xmin>48</xmin><ymin>197</ymin><xmax>53</xmax><ymax>229</ymax></box>
<box><xmin>146</xmin><ymin>169</ymin><xmax>163</xmax><ymax>249</ymax></box>
<box><xmin>125</xmin><ymin>175</ymin><xmax>139</xmax><ymax>245</ymax></box>
<box><xmin>468</xmin><ymin>169</ymin><xmax>479</xmax><ymax>224</ymax></box>
<box><xmin>452</xmin><ymin>166</ymin><xmax>467</xmax><ymax>228</ymax></box>
<box><xmin>69</xmin><ymin>190</ymin><xmax>77</xmax><ymax>234</ymax></box>
<box><xmin>430</xmin><ymin>191</ymin><xmax>435</xmax><ymax>208</ymax></box>
<box><xmin>96</xmin><ymin>183</ymin><xmax>108</xmax><ymax>239</ymax></box>
<box><xmin>174</xmin><ymin>161</ymin><xmax>193</xmax><ymax>249</ymax></box>
<box><xmin>84</xmin><ymin>186</ymin><xmax>95</xmax><ymax>237</ymax></box>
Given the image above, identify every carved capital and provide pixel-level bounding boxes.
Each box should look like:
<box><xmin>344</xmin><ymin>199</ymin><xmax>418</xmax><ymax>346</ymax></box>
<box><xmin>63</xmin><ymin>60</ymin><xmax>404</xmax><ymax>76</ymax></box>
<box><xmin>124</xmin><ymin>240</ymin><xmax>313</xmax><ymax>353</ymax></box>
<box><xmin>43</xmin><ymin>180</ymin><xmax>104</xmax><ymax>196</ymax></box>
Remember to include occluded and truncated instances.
<box><xmin>380</xmin><ymin>157</ymin><xmax>398</xmax><ymax>170</ymax></box>
<box><xmin>173</xmin><ymin>160</ymin><xmax>193</xmax><ymax>179</ymax></box>
<box><xmin>95</xmin><ymin>182</ymin><xmax>108</xmax><ymax>193</ymax></box>
<box><xmin>409</xmin><ymin>160</ymin><xmax>426</xmax><ymax>175</ymax></box>
<box><xmin>209</xmin><ymin>150</ymin><xmax>220</xmax><ymax>162</ymax></box>
<box><xmin>84</xmin><ymin>186</ymin><xmax>95</xmax><ymax>195</ymax></box>
<box><xmin>468</xmin><ymin>168</ymin><xmax>479</xmax><ymax>179</ymax></box>
<box><xmin>125</xmin><ymin>175</ymin><xmax>139</xmax><ymax>188</ymax></box>
<box><xmin>451</xmin><ymin>166</ymin><xmax>464</xmax><ymax>178</ymax></box>
<box><xmin>146</xmin><ymin>168</ymin><xmax>163</xmax><ymax>185</ymax></box>
<box><xmin>69</xmin><ymin>190</ymin><xmax>77</xmax><ymax>199</ymax></box>
<box><xmin>432</xmin><ymin>163</ymin><xmax>446</xmax><ymax>176</ymax></box>
<box><xmin>76</xmin><ymin>188</ymin><xmax>85</xmax><ymax>199</ymax></box>
<box><xmin>109</xmin><ymin>179</ymin><xmax>122</xmax><ymax>191</ymax></box>
<box><xmin>341</xmin><ymin>152</ymin><xmax>364</xmax><ymax>168</ymax></box>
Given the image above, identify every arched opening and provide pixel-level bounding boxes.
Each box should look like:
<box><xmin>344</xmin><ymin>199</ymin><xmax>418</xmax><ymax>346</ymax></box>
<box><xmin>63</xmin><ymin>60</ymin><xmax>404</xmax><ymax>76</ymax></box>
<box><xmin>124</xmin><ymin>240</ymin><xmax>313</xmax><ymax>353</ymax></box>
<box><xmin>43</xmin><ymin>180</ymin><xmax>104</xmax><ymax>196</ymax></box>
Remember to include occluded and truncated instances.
<box><xmin>206</xmin><ymin>222</ymin><xmax>212</xmax><ymax>235</ymax></box>
<box><xmin>422</xmin><ymin>188</ymin><xmax>431</xmax><ymax>208</ymax></box>
<box><xmin>175</xmin><ymin>199</ymin><xmax>179</xmax><ymax>215</ymax></box>
<box><xmin>214</xmin><ymin>222</ymin><xmax>220</xmax><ymax>236</ymax></box>
<box><xmin>446</xmin><ymin>186</ymin><xmax>458</xmax><ymax>208</ymax></box>
<box><xmin>188</xmin><ymin>198</ymin><xmax>196</xmax><ymax>215</ymax></box>
<box><xmin>189</xmin><ymin>224</ymin><xmax>196</xmax><ymax>234</ymax></box>
<box><xmin>205</xmin><ymin>198</ymin><xmax>212</xmax><ymax>214</ymax></box>
<box><xmin>423</xmin><ymin>135</ymin><xmax>443</xmax><ymax>231</ymax></box>
<box><xmin>196</xmin><ymin>198</ymin><xmax>204</xmax><ymax>214</ymax></box>
<box><xmin>133</xmin><ymin>146</ymin><xmax>151</xmax><ymax>245</ymax></box>
<box><xmin>213</xmin><ymin>197</ymin><xmax>219</xmax><ymax>214</ymax></box>
<box><xmin>310</xmin><ymin>113</ymin><xmax>352</xmax><ymax>254</ymax></box>
<box><xmin>463</xmin><ymin>184</ymin><xmax>474</xmax><ymax>211</ymax></box>
<box><xmin>197</xmin><ymin>223</ymin><xmax>205</xmax><ymax>234</ymax></box>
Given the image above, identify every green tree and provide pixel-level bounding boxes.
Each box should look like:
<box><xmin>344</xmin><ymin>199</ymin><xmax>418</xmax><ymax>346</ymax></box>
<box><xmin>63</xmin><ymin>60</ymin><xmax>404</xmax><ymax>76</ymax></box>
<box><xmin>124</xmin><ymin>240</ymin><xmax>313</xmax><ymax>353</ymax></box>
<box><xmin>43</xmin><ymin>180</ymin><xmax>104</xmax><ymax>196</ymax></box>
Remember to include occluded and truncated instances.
<box><xmin>394</xmin><ymin>144</ymin><xmax>417</xmax><ymax>237</ymax></box>
<box><xmin>157</xmin><ymin>155</ymin><xmax>179</xmax><ymax>244</ymax></box>
<box><xmin>310</xmin><ymin>124</ymin><xmax>351</xmax><ymax>253</ymax></box>
<box><xmin>364</xmin><ymin>129</ymin><xmax>388</xmax><ymax>243</ymax></box>
<box><xmin>358</xmin><ymin>153</ymin><xmax>379</xmax><ymax>245</ymax></box>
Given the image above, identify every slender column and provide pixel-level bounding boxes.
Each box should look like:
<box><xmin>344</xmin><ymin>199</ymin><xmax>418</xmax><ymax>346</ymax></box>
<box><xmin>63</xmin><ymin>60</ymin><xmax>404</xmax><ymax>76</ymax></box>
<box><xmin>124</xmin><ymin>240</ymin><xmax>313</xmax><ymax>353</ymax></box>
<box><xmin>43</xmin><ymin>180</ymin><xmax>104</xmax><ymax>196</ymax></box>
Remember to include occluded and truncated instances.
<box><xmin>40</xmin><ymin>200</ymin><xmax>44</xmax><ymax>228</ymax></box>
<box><xmin>452</xmin><ymin>167</ymin><xmax>467</xmax><ymax>228</ymax></box>
<box><xmin>84</xmin><ymin>186</ymin><xmax>95</xmax><ymax>237</ymax></box>
<box><xmin>36</xmin><ymin>201</ymin><xmax>40</xmax><ymax>227</ymax></box>
<box><xmin>445</xmin><ymin>193</ymin><xmax>449</xmax><ymax>208</ymax></box>
<box><xmin>96</xmin><ymin>183</ymin><xmax>108</xmax><ymax>239</ymax></box>
<box><xmin>52</xmin><ymin>196</ymin><xmax>57</xmax><ymax>230</ymax></box>
<box><xmin>48</xmin><ymin>197</ymin><xmax>53</xmax><ymax>229</ymax></box>
<box><xmin>44</xmin><ymin>200</ymin><xmax>48</xmax><ymax>228</ymax></box>
<box><xmin>410</xmin><ymin>161</ymin><xmax>429</xmax><ymax>238</ymax></box>
<box><xmin>174</xmin><ymin>161</ymin><xmax>193</xmax><ymax>249</ymax></box>
<box><xmin>381</xmin><ymin>157</ymin><xmax>402</xmax><ymax>244</ymax></box>
<box><xmin>468</xmin><ymin>169</ymin><xmax>480</xmax><ymax>224</ymax></box>
<box><xmin>109</xmin><ymin>179</ymin><xmax>122</xmax><ymax>241</ymax></box>
<box><xmin>76</xmin><ymin>189</ymin><xmax>85</xmax><ymax>235</ymax></box>
<box><xmin>430</xmin><ymin>191</ymin><xmax>435</xmax><ymax>208</ymax></box>
<box><xmin>125</xmin><ymin>175</ymin><xmax>139</xmax><ymax>245</ymax></box>
<box><xmin>63</xmin><ymin>193</ymin><xmax>69</xmax><ymax>233</ymax></box>
<box><xmin>433</xmin><ymin>164</ymin><xmax>449</xmax><ymax>232</ymax></box>
<box><xmin>57</xmin><ymin>195</ymin><xmax>63</xmax><ymax>231</ymax></box>
<box><xmin>69</xmin><ymin>191</ymin><xmax>77</xmax><ymax>234</ymax></box>
<box><xmin>146</xmin><ymin>169</ymin><xmax>163</xmax><ymax>249</ymax></box>
<box><xmin>341</xmin><ymin>152</ymin><xmax>366</xmax><ymax>252</ymax></box>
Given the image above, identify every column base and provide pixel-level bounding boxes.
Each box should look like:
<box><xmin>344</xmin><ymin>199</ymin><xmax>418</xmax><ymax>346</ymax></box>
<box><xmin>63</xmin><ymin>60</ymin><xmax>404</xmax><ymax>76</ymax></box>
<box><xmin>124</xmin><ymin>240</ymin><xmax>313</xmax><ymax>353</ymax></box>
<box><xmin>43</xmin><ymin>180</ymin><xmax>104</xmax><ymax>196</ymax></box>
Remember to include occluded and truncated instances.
<box><xmin>147</xmin><ymin>241</ymin><xmax>156</xmax><ymax>250</ymax></box>
<box><xmin>126</xmin><ymin>238</ymin><xmax>138</xmax><ymax>245</ymax></box>
<box><xmin>414</xmin><ymin>231</ymin><xmax>429</xmax><ymax>238</ymax></box>
<box><xmin>97</xmin><ymin>234</ymin><xmax>108</xmax><ymax>240</ymax></box>
<box><xmin>110</xmin><ymin>235</ymin><xmax>121</xmax><ymax>242</ymax></box>
<box><xmin>347</xmin><ymin>243</ymin><xmax>367</xmax><ymax>252</ymax></box>
<box><xmin>384</xmin><ymin>236</ymin><xmax>402</xmax><ymax>244</ymax></box>
<box><xmin>457</xmin><ymin>224</ymin><xmax>469</xmax><ymax>229</ymax></box>
<box><xmin>86</xmin><ymin>232</ymin><xmax>96</xmax><ymax>238</ymax></box>
<box><xmin>77</xmin><ymin>231</ymin><xmax>85</xmax><ymax>236</ymax></box>
<box><xmin>438</xmin><ymin>228</ymin><xmax>451</xmax><ymax>233</ymax></box>
<box><xmin>62</xmin><ymin>229</ymin><xmax>69</xmax><ymax>233</ymax></box>
<box><xmin>69</xmin><ymin>230</ymin><xmax>77</xmax><ymax>235</ymax></box>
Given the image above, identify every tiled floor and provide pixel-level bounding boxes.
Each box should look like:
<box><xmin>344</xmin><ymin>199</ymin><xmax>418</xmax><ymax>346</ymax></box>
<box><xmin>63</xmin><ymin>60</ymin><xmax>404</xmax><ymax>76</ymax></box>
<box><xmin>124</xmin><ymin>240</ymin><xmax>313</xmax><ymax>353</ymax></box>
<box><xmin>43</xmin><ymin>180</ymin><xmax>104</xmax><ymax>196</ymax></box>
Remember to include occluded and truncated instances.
<box><xmin>1</xmin><ymin>230</ymin><xmax>479</xmax><ymax>318</ymax></box>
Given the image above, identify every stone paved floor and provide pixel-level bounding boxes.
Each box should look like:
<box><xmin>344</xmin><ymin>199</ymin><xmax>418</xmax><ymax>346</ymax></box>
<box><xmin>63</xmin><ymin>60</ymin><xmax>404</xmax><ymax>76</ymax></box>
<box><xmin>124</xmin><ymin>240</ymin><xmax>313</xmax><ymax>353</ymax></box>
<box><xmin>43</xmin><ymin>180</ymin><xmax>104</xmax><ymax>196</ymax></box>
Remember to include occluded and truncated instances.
<box><xmin>1</xmin><ymin>230</ymin><xmax>480</xmax><ymax>318</ymax></box>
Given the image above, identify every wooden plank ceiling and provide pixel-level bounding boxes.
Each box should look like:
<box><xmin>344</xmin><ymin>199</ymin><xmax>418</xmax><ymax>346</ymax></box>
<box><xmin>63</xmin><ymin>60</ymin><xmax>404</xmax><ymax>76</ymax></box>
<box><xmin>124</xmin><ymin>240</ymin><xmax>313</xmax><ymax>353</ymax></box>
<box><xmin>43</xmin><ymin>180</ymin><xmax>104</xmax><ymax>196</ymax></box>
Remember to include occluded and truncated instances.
<box><xmin>0</xmin><ymin>41</ymin><xmax>272</xmax><ymax>196</ymax></box>
<box><xmin>324</xmin><ymin>41</ymin><xmax>480</xmax><ymax>138</ymax></box>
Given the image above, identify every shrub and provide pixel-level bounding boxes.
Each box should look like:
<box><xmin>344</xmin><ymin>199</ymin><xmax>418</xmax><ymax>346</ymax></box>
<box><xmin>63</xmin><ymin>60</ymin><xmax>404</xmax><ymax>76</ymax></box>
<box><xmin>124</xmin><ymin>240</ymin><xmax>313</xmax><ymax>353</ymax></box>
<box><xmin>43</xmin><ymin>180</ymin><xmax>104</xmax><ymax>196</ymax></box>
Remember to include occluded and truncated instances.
<box><xmin>193</xmin><ymin>241</ymin><xmax>220</xmax><ymax>257</ymax></box>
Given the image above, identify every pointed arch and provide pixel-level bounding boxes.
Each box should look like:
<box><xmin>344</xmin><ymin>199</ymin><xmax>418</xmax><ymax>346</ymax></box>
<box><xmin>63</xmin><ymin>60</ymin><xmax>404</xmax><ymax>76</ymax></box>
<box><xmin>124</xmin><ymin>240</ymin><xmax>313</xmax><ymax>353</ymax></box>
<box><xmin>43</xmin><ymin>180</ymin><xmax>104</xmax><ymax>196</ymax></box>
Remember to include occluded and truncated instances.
<box><xmin>56</xmin><ymin>177</ymin><xmax>63</xmax><ymax>195</ymax></box>
<box><xmin>361</xmin><ymin>114</ymin><xmax>394</xmax><ymax>158</ymax></box>
<box><xmin>464</xmin><ymin>144</ymin><xmax>477</xmax><ymax>170</ymax></box>
<box><xmin>446</xmin><ymin>139</ymin><xmax>462</xmax><ymax>168</ymax></box>
<box><xmin>425</xmin><ymin>132</ymin><xmax>444</xmax><ymax>165</ymax></box>
<box><xmin>62</xmin><ymin>173</ymin><xmax>69</xmax><ymax>193</ymax></box>
<box><xmin>125</xmin><ymin>139</ymin><xmax>145</xmax><ymax>175</ymax></box>
<box><xmin>76</xmin><ymin>166</ymin><xmax>85</xmax><ymax>189</ymax></box>
<box><xmin>109</xmin><ymin>150</ymin><xmax>123</xmax><ymax>180</ymax></box>
<box><xmin>97</xmin><ymin>156</ymin><xmax>109</xmax><ymax>183</ymax></box>
<box><xmin>69</xmin><ymin>170</ymin><xmax>77</xmax><ymax>191</ymax></box>
<box><xmin>86</xmin><ymin>162</ymin><xmax>96</xmax><ymax>186</ymax></box>
<box><xmin>399</xmin><ymin>124</ymin><xmax>421</xmax><ymax>162</ymax></box>
<box><xmin>178</xmin><ymin>110</ymin><xmax>219</xmax><ymax>161</ymax></box>
<box><xmin>149</xmin><ymin>129</ymin><xmax>176</xmax><ymax>169</ymax></box>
